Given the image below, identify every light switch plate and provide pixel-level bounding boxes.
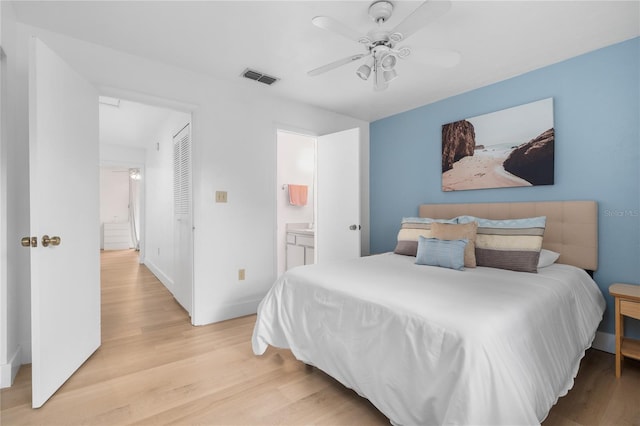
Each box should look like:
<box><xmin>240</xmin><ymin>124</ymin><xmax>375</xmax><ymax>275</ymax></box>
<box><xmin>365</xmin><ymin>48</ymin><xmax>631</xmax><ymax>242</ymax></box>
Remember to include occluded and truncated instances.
<box><xmin>215</xmin><ymin>191</ymin><xmax>227</xmax><ymax>203</ymax></box>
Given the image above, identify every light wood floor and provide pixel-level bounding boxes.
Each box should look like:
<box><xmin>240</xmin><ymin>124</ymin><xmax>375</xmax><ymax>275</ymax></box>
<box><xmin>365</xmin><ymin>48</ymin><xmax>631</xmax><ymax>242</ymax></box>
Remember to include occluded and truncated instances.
<box><xmin>2</xmin><ymin>250</ymin><xmax>639</xmax><ymax>425</ymax></box>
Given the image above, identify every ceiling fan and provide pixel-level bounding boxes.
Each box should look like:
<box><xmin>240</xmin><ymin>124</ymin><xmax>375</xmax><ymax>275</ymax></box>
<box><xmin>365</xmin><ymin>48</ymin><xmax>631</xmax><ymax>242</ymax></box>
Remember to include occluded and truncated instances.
<box><xmin>308</xmin><ymin>0</ymin><xmax>460</xmax><ymax>91</ymax></box>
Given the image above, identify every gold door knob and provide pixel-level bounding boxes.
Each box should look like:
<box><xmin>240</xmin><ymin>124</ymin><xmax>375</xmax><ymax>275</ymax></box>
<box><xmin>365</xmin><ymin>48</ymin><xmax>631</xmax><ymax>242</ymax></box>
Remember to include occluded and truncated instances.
<box><xmin>21</xmin><ymin>236</ymin><xmax>37</xmax><ymax>247</ymax></box>
<box><xmin>42</xmin><ymin>235</ymin><xmax>61</xmax><ymax>247</ymax></box>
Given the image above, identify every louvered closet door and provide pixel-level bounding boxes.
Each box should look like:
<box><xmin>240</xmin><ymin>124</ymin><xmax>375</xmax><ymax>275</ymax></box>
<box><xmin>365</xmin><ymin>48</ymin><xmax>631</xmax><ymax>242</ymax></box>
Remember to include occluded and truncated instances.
<box><xmin>173</xmin><ymin>123</ymin><xmax>193</xmax><ymax>316</ymax></box>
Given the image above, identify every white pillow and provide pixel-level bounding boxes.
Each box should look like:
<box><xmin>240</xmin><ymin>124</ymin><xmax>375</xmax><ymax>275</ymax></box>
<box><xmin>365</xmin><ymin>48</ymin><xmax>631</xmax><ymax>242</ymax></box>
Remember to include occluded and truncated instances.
<box><xmin>538</xmin><ymin>249</ymin><xmax>560</xmax><ymax>268</ymax></box>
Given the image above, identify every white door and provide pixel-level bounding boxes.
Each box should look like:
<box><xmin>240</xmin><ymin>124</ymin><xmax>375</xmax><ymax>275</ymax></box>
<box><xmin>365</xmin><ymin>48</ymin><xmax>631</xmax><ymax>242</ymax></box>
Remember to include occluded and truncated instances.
<box><xmin>28</xmin><ymin>38</ymin><xmax>100</xmax><ymax>408</ymax></box>
<box><xmin>173</xmin><ymin>123</ymin><xmax>193</xmax><ymax>316</ymax></box>
<box><xmin>316</xmin><ymin>128</ymin><xmax>361</xmax><ymax>263</ymax></box>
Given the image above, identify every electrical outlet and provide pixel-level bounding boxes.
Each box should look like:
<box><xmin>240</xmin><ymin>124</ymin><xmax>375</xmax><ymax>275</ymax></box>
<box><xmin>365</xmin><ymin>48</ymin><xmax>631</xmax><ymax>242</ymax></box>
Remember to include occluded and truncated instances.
<box><xmin>238</xmin><ymin>269</ymin><xmax>245</xmax><ymax>280</ymax></box>
<box><xmin>215</xmin><ymin>191</ymin><xmax>228</xmax><ymax>203</ymax></box>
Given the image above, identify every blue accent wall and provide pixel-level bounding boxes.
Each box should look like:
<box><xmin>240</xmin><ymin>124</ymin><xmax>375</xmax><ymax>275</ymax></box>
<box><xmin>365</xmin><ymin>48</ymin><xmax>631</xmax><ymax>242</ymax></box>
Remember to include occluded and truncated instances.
<box><xmin>370</xmin><ymin>37</ymin><xmax>640</xmax><ymax>336</ymax></box>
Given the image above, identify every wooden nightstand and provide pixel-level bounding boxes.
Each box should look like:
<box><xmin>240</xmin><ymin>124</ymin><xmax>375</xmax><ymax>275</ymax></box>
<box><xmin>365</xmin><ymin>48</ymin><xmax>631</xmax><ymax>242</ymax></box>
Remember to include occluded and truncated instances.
<box><xmin>609</xmin><ymin>283</ymin><xmax>640</xmax><ymax>378</ymax></box>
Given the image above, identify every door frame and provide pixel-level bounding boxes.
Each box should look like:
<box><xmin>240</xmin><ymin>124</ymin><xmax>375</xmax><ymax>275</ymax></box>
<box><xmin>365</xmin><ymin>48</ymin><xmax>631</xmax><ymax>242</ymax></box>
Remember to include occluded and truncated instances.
<box><xmin>99</xmin><ymin>161</ymin><xmax>146</xmax><ymax>262</ymax></box>
<box><xmin>98</xmin><ymin>87</ymin><xmax>198</xmax><ymax>322</ymax></box>
<box><xmin>273</xmin><ymin>123</ymin><xmax>367</xmax><ymax>277</ymax></box>
<box><xmin>275</xmin><ymin>126</ymin><xmax>318</xmax><ymax>277</ymax></box>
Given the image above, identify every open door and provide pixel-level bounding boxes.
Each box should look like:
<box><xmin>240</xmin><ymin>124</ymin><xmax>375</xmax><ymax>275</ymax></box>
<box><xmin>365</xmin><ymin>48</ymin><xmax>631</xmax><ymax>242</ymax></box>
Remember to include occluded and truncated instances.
<box><xmin>316</xmin><ymin>128</ymin><xmax>361</xmax><ymax>263</ymax></box>
<box><xmin>27</xmin><ymin>38</ymin><xmax>100</xmax><ymax>407</ymax></box>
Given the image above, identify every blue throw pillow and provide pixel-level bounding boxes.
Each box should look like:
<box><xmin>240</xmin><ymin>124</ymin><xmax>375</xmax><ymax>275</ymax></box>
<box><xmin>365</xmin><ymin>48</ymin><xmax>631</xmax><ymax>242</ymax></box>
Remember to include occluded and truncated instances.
<box><xmin>415</xmin><ymin>236</ymin><xmax>468</xmax><ymax>271</ymax></box>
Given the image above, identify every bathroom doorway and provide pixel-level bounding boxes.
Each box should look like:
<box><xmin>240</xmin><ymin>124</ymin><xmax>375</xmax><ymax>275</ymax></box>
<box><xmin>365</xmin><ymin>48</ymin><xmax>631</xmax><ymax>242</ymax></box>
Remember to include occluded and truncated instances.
<box><xmin>276</xmin><ymin>130</ymin><xmax>316</xmax><ymax>277</ymax></box>
<box><xmin>276</xmin><ymin>127</ymin><xmax>362</xmax><ymax>277</ymax></box>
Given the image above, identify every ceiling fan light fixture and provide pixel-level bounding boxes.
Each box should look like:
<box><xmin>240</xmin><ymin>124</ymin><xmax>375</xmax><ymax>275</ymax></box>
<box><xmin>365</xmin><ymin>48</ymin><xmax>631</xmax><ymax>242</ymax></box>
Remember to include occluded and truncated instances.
<box><xmin>309</xmin><ymin>0</ymin><xmax>457</xmax><ymax>91</ymax></box>
<box><xmin>356</xmin><ymin>56</ymin><xmax>374</xmax><ymax>80</ymax></box>
<box><xmin>129</xmin><ymin>168</ymin><xmax>141</xmax><ymax>180</ymax></box>
<box><xmin>380</xmin><ymin>53</ymin><xmax>397</xmax><ymax>71</ymax></box>
<box><xmin>356</xmin><ymin>64</ymin><xmax>372</xmax><ymax>80</ymax></box>
<box><xmin>383</xmin><ymin>69</ymin><xmax>398</xmax><ymax>83</ymax></box>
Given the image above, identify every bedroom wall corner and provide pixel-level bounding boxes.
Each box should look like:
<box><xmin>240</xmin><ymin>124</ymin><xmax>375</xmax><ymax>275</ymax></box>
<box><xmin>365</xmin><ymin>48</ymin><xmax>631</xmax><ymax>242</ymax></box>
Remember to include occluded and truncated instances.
<box><xmin>592</xmin><ymin>331</ymin><xmax>615</xmax><ymax>354</ymax></box>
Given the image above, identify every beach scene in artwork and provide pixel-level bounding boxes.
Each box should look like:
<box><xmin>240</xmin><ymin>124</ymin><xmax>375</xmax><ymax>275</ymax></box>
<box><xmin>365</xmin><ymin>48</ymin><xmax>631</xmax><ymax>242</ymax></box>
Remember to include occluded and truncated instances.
<box><xmin>441</xmin><ymin>98</ymin><xmax>554</xmax><ymax>192</ymax></box>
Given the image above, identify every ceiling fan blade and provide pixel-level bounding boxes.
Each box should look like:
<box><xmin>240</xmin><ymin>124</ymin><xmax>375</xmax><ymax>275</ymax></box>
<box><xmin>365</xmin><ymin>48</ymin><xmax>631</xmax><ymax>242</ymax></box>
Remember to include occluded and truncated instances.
<box><xmin>391</xmin><ymin>0</ymin><xmax>452</xmax><ymax>42</ymax></box>
<box><xmin>312</xmin><ymin>16</ymin><xmax>370</xmax><ymax>44</ymax></box>
<box><xmin>308</xmin><ymin>54</ymin><xmax>366</xmax><ymax>77</ymax></box>
<box><xmin>406</xmin><ymin>47</ymin><xmax>461</xmax><ymax>68</ymax></box>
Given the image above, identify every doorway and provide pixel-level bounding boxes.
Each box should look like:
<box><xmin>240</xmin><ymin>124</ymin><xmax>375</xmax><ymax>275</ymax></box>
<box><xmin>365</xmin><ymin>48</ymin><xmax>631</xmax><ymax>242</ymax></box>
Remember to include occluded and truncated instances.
<box><xmin>276</xmin><ymin>127</ymin><xmax>362</xmax><ymax>277</ymax></box>
<box><xmin>98</xmin><ymin>96</ymin><xmax>193</xmax><ymax>317</ymax></box>
<box><xmin>24</xmin><ymin>38</ymin><xmax>198</xmax><ymax>407</ymax></box>
<box><xmin>276</xmin><ymin>130</ymin><xmax>316</xmax><ymax>277</ymax></box>
<box><xmin>99</xmin><ymin>166</ymin><xmax>143</xmax><ymax>254</ymax></box>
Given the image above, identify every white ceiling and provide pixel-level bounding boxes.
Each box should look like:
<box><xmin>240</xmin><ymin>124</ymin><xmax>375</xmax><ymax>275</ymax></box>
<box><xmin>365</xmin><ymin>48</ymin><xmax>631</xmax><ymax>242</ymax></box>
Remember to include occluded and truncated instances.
<box><xmin>99</xmin><ymin>98</ymin><xmax>183</xmax><ymax>148</ymax></box>
<box><xmin>11</xmin><ymin>1</ymin><xmax>640</xmax><ymax>122</ymax></box>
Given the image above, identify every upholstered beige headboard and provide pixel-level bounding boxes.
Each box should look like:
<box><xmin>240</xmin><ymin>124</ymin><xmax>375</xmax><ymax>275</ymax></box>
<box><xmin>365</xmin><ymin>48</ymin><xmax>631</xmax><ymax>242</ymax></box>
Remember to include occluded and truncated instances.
<box><xmin>419</xmin><ymin>201</ymin><xmax>598</xmax><ymax>271</ymax></box>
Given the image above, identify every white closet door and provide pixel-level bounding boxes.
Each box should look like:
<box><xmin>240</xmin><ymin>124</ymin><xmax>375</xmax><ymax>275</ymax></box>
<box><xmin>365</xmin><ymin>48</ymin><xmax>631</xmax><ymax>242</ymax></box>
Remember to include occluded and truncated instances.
<box><xmin>173</xmin><ymin>123</ymin><xmax>193</xmax><ymax>316</ymax></box>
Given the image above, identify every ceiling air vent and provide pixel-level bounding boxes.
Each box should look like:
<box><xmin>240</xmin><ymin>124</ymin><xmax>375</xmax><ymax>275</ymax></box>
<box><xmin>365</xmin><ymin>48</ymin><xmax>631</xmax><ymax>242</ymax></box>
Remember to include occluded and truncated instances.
<box><xmin>241</xmin><ymin>68</ymin><xmax>279</xmax><ymax>86</ymax></box>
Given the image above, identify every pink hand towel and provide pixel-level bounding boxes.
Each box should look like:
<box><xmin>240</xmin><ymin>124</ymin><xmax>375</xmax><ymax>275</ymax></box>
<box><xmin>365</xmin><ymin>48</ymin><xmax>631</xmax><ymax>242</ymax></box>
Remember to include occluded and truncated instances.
<box><xmin>288</xmin><ymin>184</ymin><xmax>308</xmax><ymax>206</ymax></box>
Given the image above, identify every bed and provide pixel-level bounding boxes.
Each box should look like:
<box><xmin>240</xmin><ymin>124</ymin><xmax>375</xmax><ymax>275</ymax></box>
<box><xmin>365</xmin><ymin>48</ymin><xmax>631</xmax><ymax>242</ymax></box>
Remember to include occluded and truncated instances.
<box><xmin>252</xmin><ymin>201</ymin><xmax>605</xmax><ymax>425</ymax></box>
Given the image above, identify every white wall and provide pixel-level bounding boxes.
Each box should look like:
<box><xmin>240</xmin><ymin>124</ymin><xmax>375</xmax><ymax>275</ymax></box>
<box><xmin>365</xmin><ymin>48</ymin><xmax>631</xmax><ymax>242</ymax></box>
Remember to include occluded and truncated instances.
<box><xmin>190</xmin><ymin>89</ymin><xmax>369</xmax><ymax>325</ymax></box>
<box><xmin>1</xmin><ymin>1</ymin><xmax>30</xmax><ymax>384</ymax></box>
<box><xmin>0</xmin><ymin>0</ymin><xmax>10</xmax><ymax>387</ymax></box>
<box><xmin>0</xmin><ymin>0</ymin><xmax>7</xmax><ymax>387</ymax></box>
<box><xmin>3</xmin><ymin>22</ymin><xmax>369</xmax><ymax>369</ymax></box>
<box><xmin>100</xmin><ymin>143</ymin><xmax>145</xmax><ymax>166</ymax></box>
<box><xmin>276</xmin><ymin>131</ymin><xmax>315</xmax><ymax>276</ymax></box>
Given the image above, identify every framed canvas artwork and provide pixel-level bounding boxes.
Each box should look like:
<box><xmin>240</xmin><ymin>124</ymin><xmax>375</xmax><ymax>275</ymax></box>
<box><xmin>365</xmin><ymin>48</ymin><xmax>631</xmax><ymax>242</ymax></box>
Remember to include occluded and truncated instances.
<box><xmin>441</xmin><ymin>98</ymin><xmax>554</xmax><ymax>191</ymax></box>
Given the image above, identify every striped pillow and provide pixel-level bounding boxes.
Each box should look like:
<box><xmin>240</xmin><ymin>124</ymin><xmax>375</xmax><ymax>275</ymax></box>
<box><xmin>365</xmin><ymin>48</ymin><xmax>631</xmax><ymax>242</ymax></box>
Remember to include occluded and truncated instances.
<box><xmin>394</xmin><ymin>217</ymin><xmax>457</xmax><ymax>256</ymax></box>
<box><xmin>456</xmin><ymin>216</ymin><xmax>546</xmax><ymax>273</ymax></box>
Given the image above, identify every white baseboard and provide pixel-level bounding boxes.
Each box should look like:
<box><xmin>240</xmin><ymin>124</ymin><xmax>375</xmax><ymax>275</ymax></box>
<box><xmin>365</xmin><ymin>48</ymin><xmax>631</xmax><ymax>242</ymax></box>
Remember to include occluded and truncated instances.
<box><xmin>592</xmin><ymin>331</ymin><xmax>615</xmax><ymax>354</ymax></box>
<box><xmin>0</xmin><ymin>345</ymin><xmax>21</xmax><ymax>388</ymax></box>
<box><xmin>143</xmin><ymin>259</ymin><xmax>173</xmax><ymax>293</ymax></box>
<box><xmin>193</xmin><ymin>298</ymin><xmax>261</xmax><ymax>326</ymax></box>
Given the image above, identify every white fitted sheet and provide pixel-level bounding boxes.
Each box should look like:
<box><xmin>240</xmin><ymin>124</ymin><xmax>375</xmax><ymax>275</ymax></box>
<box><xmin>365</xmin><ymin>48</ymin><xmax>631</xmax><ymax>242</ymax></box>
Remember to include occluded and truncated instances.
<box><xmin>252</xmin><ymin>253</ymin><xmax>605</xmax><ymax>425</ymax></box>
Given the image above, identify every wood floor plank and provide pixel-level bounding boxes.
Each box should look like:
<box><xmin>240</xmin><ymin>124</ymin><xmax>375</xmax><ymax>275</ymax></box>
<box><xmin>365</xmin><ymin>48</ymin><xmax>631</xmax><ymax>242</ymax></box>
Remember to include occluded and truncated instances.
<box><xmin>1</xmin><ymin>249</ymin><xmax>638</xmax><ymax>425</ymax></box>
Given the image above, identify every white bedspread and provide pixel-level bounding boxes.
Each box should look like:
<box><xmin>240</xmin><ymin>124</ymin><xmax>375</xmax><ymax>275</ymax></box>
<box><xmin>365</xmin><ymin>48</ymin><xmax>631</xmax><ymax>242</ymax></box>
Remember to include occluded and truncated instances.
<box><xmin>252</xmin><ymin>253</ymin><xmax>605</xmax><ymax>425</ymax></box>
